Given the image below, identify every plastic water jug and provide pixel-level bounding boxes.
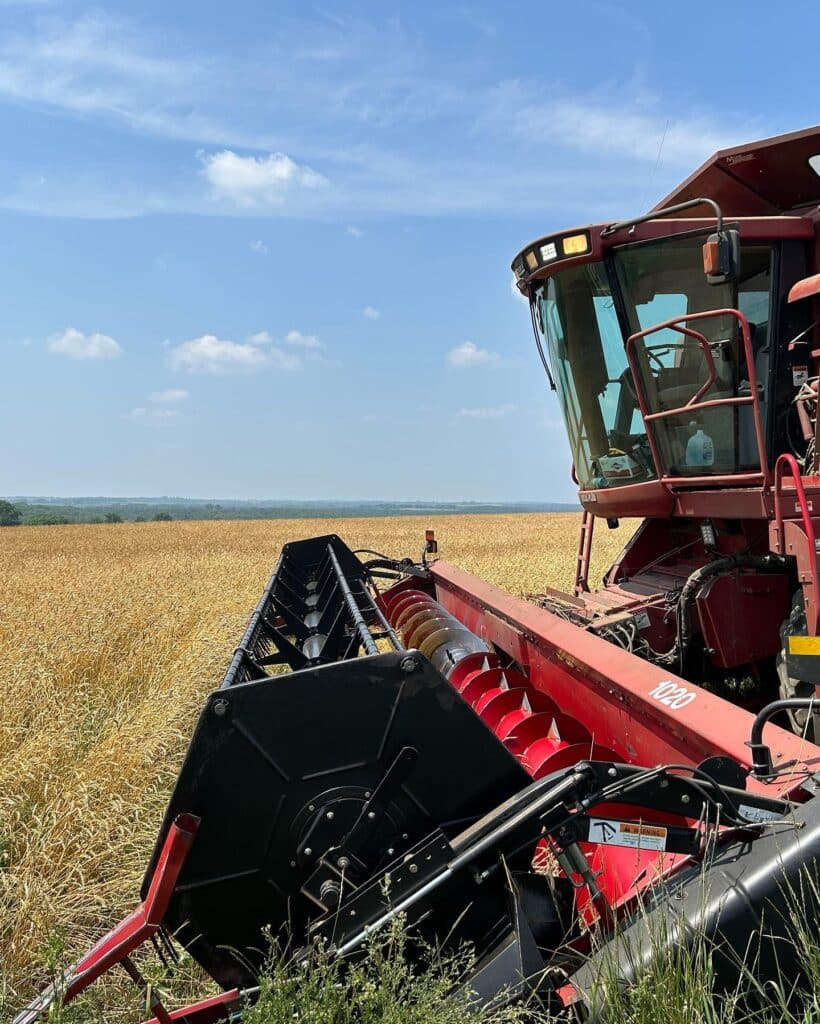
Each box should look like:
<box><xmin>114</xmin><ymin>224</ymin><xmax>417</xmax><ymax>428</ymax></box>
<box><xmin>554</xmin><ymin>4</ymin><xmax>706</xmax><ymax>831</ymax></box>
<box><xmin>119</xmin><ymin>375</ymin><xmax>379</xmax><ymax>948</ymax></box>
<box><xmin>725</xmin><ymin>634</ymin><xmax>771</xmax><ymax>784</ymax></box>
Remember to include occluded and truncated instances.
<box><xmin>686</xmin><ymin>428</ymin><xmax>714</xmax><ymax>467</ymax></box>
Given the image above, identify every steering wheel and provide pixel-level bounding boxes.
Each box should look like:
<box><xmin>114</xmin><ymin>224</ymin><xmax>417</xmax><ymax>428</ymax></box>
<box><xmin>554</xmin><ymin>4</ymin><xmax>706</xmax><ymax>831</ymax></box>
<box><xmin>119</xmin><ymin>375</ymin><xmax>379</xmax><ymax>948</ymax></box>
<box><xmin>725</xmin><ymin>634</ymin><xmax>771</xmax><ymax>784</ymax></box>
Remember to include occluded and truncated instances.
<box><xmin>646</xmin><ymin>347</ymin><xmax>669</xmax><ymax>373</ymax></box>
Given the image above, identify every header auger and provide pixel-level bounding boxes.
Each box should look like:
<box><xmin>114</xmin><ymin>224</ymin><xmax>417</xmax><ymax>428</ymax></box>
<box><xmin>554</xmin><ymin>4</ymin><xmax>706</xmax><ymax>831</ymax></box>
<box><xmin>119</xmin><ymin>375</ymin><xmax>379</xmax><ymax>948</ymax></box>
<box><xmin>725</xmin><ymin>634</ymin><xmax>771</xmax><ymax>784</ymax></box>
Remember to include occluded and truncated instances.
<box><xmin>17</xmin><ymin>126</ymin><xmax>820</xmax><ymax>1022</ymax></box>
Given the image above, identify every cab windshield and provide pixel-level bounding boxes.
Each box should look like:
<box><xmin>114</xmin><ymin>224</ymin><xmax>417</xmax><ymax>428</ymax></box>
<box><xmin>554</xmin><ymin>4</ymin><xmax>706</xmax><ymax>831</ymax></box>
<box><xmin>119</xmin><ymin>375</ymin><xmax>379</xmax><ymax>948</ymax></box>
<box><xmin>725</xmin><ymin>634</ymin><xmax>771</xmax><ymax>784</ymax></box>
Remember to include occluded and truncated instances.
<box><xmin>532</xmin><ymin>234</ymin><xmax>772</xmax><ymax>489</ymax></box>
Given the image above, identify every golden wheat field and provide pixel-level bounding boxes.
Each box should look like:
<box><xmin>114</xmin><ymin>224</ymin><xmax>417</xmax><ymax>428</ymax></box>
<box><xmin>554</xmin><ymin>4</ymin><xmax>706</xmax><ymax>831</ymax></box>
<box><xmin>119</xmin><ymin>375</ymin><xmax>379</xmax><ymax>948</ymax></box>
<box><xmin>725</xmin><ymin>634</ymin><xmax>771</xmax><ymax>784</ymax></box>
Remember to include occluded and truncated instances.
<box><xmin>0</xmin><ymin>512</ymin><xmax>631</xmax><ymax>1014</ymax></box>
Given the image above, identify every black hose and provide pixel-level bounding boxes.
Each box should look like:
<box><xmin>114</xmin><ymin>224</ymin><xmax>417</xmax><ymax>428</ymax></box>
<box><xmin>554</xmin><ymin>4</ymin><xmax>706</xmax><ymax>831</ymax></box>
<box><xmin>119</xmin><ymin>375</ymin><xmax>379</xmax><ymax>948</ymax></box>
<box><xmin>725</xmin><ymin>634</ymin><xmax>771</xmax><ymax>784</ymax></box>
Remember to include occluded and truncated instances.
<box><xmin>656</xmin><ymin>553</ymin><xmax>789</xmax><ymax>670</ymax></box>
<box><xmin>749</xmin><ymin>697</ymin><xmax>819</xmax><ymax>777</ymax></box>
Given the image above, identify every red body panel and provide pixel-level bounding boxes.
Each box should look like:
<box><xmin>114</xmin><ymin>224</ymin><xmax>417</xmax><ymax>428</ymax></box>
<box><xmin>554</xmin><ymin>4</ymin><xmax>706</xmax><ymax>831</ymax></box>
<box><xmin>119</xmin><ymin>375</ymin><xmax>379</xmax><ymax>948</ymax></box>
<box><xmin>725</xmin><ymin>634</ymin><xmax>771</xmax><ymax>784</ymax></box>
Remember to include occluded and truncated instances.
<box><xmin>429</xmin><ymin>560</ymin><xmax>819</xmax><ymax>800</ymax></box>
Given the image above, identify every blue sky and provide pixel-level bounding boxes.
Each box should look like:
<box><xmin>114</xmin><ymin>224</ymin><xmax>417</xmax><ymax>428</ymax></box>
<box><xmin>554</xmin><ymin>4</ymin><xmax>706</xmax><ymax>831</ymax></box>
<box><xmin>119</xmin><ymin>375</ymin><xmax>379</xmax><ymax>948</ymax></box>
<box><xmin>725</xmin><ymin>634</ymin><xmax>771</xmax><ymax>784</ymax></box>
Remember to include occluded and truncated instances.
<box><xmin>1</xmin><ymin>0</ymin><xmax>817</xmax><ymax>501</ymax></box>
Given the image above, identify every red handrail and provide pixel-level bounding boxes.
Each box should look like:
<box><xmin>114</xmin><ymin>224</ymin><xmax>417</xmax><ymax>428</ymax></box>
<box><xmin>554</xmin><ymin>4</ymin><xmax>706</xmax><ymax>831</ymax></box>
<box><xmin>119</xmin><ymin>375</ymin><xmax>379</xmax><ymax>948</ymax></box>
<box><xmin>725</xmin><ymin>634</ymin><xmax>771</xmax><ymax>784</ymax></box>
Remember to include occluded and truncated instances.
<box><xmin>625</xmin><ymin>308</ymin><xmax>769</xmax><ymax>487</ymax></box>
<box><xmin>774</xmin><ymin>453</ymin><xmax>820</xmax><ymax>599</ymax></box>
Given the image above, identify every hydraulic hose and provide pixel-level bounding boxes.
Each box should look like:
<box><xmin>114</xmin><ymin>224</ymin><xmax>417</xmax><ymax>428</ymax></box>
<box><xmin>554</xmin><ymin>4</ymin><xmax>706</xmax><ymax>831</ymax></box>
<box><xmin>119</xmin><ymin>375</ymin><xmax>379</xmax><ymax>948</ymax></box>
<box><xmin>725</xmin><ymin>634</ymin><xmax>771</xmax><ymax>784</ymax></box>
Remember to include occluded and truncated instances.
<box><xmin>656</xmin><ymin>553</ymin><xmax>790</xmax><ymax>670</ymax></box>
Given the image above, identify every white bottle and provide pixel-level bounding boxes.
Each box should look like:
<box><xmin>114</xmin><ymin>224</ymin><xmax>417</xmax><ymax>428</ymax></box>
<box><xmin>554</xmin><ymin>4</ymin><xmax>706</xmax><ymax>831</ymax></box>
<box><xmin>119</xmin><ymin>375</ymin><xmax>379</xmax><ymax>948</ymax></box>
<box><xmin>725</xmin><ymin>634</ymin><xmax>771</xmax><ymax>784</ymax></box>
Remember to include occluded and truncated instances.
<box><xmin>686</xmin><ymin>428</ymin><xmax>714</xmax><ymax>467</ymax></box>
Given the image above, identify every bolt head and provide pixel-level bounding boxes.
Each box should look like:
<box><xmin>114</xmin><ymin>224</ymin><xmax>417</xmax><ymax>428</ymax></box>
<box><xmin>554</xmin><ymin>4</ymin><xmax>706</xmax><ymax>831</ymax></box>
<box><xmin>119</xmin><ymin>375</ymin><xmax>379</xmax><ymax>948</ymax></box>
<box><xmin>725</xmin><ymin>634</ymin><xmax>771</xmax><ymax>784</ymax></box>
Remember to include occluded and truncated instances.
<box><xmin>607</xmin><ymin>767</ymin><xmax>618</xmax><ymax>777</ymax></box>
<box><xmin>212</xmin><ymin>699</ymin><xmax>229</xmax><ymax>717</ymax></box>
<box><xmin>400</xmin><ymin>655</ymin><xmax>417</xmax><ymax>674</ymax></box>
<box><xmin>303</xmin><ymin>847</ymin><xmax>312</xmax><ymax>857</ymax></box>
<box><xmin>408</xmin><ymin>863</ymin><xmax>418</xmax><ymax>874</ymax></box>
<box><xmin>680</xmin><ymin>794</ymin><xmax>691</xmax><ymax>805</ymax></box>
<box><xmin>367</xmin><ymin>811</ymin><xmax>376</xmax><ymax>820</ymax></box>
<box><xmin>326</xmin><ymin>811</ymin><xmax>335</xmax><ymax>820</ymax></box>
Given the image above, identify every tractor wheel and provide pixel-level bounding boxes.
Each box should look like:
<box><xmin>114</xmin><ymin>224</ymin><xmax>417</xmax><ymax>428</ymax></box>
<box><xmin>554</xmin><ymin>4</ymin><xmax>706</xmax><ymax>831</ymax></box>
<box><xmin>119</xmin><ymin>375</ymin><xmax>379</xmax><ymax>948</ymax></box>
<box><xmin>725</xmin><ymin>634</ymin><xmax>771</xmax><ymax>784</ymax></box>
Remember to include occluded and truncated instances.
<box><xmin>776</xmin><ymin>591</ymin><xmax>817</xmax><ymax>741</ymax></box>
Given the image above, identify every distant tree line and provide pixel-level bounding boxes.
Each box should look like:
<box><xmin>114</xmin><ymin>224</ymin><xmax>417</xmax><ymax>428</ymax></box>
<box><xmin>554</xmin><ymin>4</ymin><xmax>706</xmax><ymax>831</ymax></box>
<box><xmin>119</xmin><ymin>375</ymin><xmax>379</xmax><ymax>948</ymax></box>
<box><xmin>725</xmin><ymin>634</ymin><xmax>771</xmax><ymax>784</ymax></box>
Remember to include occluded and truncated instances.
<box><xmin>0</xmin><ymin>500</ymin><xmax>176</xmax><ymax>526</ymax></box>
<box><xmin>0</xmin><ymin>497</ymin><xmax>578</xmax><ymax>527</ymax></box>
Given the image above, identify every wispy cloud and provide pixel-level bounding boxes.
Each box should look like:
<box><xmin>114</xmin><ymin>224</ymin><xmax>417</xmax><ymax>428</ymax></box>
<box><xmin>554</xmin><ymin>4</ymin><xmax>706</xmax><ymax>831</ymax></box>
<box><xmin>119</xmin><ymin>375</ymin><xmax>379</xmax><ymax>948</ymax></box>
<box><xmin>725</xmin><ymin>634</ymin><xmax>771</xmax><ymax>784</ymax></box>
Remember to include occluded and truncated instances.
<box><xmin>458</xmin><ymin>404</ymin><xmax>516</xmax><ymax>419</ymax></box>
<box><xmin>247</xmin><ymin>330</ymin><xmax>273</xmax><ymax>345</ymax></box>
<box><xmin>0</xmin><ymin>12</ymin><xmax>765</xmax><ymax>220</ymax></box>
<box><xmin>129</xmin><ymin>406</ymin><xmax>177</xmax><ymax>422</ymax></box>
<box><xmin>47</xmin><ymin>327</ymin><xmax>122</xmax><ymax>359</ymax></box>
<box><xmin>150</xmin><ymin>388</ymin><xmax>188</xmax><ymax>403</ymax></box>
<box><xmin>346</xmin><ymin>225</ymin><xmax>363</xmax><ymax>238</ymax></box>
<box><xmin>447</xmin><ymin>340</ymin><xmax>501</xmax><ymax>368</ymax></box>
<box><xmin>502</xmin><ymin>90</ymin><xmax>739</xmax><ymax>167</ymax></box>
<box><xmin>362</xmin><ymin>306</ymin><xmax>380</xmax><ymax>320</ymax></box>
<box><xmin>249</xmin><ymin>239</ymin><xmax>268</xmax><ymax>254</ymax></box>
<box><xmin>285</xmin><ymin>329</ymin><xmax>322</xmax><ymax>350</ymax></box>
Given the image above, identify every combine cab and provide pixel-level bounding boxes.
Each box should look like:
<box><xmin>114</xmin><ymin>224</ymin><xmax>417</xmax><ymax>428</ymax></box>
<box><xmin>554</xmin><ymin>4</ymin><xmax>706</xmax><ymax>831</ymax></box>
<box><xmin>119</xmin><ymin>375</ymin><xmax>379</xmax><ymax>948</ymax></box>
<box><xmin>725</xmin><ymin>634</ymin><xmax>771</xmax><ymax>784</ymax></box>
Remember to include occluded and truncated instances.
<box><xmin>16</xmin><ymin>127</ymin><xmax>820</xmax><ymax>1023</ymax></box>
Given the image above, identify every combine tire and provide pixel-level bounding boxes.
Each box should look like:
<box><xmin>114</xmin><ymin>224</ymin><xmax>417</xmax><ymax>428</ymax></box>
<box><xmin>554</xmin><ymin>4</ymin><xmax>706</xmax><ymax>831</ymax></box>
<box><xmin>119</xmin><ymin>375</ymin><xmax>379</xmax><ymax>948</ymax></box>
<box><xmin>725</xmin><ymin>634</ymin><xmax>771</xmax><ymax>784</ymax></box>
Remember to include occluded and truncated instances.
<box><xmin>777</xmin><ymin>592</ymin><xmax>818</xmax><ymax>742</ymax></box>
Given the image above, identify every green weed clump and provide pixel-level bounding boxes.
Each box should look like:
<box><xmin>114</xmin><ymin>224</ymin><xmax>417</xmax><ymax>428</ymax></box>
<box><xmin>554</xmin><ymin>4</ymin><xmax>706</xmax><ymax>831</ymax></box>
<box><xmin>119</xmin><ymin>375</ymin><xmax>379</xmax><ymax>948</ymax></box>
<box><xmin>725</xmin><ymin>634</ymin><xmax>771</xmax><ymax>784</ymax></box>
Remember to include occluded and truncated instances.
<box><xmin>245</xmin><ymin>917</ymin><xmax>525</xmax><ymax>1024</ymax></box>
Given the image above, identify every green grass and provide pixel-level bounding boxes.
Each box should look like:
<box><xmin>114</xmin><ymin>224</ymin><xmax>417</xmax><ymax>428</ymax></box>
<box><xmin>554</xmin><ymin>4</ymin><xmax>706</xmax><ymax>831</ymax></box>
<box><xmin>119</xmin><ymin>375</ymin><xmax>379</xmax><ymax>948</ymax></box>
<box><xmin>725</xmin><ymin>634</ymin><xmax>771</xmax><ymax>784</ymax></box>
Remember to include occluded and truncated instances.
<box><xmin>5</xmin><ymin>883</ymin><xmax>819</xmax><ymax>1024</ymax></box>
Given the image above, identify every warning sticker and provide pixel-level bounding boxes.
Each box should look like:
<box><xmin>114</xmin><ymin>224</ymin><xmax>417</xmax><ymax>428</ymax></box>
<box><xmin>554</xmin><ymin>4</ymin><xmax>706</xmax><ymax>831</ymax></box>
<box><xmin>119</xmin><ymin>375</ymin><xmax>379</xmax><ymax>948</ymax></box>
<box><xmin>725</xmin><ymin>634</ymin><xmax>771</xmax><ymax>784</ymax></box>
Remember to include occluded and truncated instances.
<box><xmin>634</xmin><ymin>611</ymin><xmax>651</xmax><ymax>630</ymax></box>
<box><xmin>738</xmin><ymin>804</ymin><xmax>782</xmax><ymax>823</ymax></box>
<box><xmin>588</xmin><ymin>818</ymin><xmax>668</xmax><ymax>852</ymax></box>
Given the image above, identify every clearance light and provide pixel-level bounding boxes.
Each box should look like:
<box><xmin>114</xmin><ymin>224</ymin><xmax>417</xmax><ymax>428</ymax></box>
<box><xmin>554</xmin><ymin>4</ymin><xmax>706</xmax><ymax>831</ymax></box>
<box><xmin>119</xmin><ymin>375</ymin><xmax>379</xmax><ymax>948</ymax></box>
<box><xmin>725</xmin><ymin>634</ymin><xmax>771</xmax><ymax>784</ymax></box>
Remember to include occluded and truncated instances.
<box><xmin>702</xmin><ymin>237</ymin><xmax>721</xmax><ymax>275</ymax></box>
<box><xmin>539</xmin><ymin>241</ymin><xmax>558</xmax><ymax>262</ymax></box>
<box><xmin>525</xmin><ymin>250</ymin><xmax>539</xmax><ymax>271</ymax></box>
<box><xmin>562</xmin><ymin>232</ymin><xmax>590</xmax><ymax>256</ymax></box>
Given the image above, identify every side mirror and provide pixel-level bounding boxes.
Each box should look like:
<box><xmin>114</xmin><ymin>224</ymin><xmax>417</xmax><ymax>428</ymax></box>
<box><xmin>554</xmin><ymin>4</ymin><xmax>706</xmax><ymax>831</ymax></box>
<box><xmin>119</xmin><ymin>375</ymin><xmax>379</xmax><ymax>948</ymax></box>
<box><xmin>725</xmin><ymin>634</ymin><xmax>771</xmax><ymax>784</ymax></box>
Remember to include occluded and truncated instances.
<box><xmin>702</xmin><ymin>228</ymin><xmax>740</xmax><ymax>285</ymax></box>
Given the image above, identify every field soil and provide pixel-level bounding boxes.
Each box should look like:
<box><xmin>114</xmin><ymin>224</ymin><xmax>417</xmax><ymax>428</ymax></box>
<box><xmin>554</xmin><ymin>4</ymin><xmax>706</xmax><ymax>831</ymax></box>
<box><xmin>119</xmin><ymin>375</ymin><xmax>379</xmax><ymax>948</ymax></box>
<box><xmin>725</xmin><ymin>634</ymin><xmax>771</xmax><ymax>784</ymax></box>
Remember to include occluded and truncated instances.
<box><xmin>0</xmin><ymin>513</ymin><xmax>632</xmax><ymax>1007</ymax></box>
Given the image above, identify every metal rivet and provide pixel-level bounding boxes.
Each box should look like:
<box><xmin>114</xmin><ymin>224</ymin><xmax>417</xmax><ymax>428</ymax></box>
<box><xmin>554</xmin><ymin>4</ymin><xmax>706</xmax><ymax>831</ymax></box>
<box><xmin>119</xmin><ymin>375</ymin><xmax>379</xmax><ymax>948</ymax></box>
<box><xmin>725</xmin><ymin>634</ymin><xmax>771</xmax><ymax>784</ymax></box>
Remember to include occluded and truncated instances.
<box><xmin>400</xmin><ymin>656</ymin><xmax>417</xmax><ymax>674</ymax></box>
<box><xmin>408</xmin><ymin>863</ymin><xmax>418</xmax><ymax>874</ymax></box>
<box><xmin>681</xmin><ymin>794</ymin><xmax>691</xmax><ymax>805</ymax></box>
<box><xmin>350</xmin><ymin>910</ymin><xmax>356</xmax><ymax>917</ymax></box>
<box><xmin>367</xmin><ymin>811</ymin><xmax>376</xmax><ymax>820</ymax></box>
<box><xmin>308</xmin><ymin>804</ymin><xmax>315</xmax><ymax>812</ymax></box>
<box><xmin>608</xmin><ymin>767</ymin><xmax>618</xmax><ymax>777</ymax></box>
<box><xmin>326</xmin><ymin>811</ymin><xmax>335</xmax><ymax>820</ymax></box>
<box><xmin>303</xmin><ymin>847</ymin><xmax>312</xmax><ymax>857</ymax></box>
<box><xmin>212</xmin><ymin>699</ymin><xmax>229</xmax><ymax>717</ymax></box>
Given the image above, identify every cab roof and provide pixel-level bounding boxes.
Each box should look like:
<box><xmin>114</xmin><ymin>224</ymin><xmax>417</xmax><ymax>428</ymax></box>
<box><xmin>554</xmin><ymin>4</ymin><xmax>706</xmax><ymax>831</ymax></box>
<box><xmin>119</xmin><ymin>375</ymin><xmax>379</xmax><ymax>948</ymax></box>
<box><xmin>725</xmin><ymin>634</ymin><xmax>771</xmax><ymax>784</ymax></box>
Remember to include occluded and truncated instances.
<box><xmin>652</xmin><ymin>125</ymin><xmax>820</xmax><ymax>217</ymax></box>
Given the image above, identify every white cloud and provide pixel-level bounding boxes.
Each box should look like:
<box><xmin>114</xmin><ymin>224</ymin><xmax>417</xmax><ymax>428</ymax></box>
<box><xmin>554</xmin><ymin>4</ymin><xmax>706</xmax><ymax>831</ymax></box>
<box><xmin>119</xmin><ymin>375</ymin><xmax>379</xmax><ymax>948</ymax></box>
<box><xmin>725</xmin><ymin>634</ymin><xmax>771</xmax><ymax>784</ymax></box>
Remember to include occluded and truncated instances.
<box><xmin>249</xmin><ymin>239</ymin><xmax>268</xmax><ymax>254</ymax></box>
<box><xmin>129</xmin><ymin>406</ymin><xmax>177</xmax><ymax>421</ymax></box>
<box><xmin>285</xmin><ymin>329</ymin><xmax>322</xmax><ymax>350</ymax></box>
<box><xmin>247</xmin><ymin>330</ymin><xmax>273</xmax><ymax>345</ymax></box>
<box><xmin>169</xmin><ymin>334</ymin><xmax>272</xmax><ymax>374</ymax></box>
<box><xmin>458</xmin><ymin>404</ymin><xmax>516</xmax><ymax>419</ymax></box>
<box><xmin>446</xmin><ymin>340</ymin><xmax>501</xmax><ymax>368</ymax></box>
<box><xmin>200</xmin><ymin>150</ymin><xmax>328</xmax><ymax>206</ymax></box>
<box><xmin>168</xmin><ymin>333</ymin><xmax>302</xmax><ymax>374</ymax></box>
<box><xmin>47</xmin><ymin>327</ymin><xmax>122</xmax><ymax>359</ymax></box>
<box><xmin>346</xmin><ymin>225</ymin><xmax>363</xmax><ymax>238</ymax></box>
<box><xmin>363</xmin><ymin>305</ymin><xmax>381</xmax><ymax>320</ymax></box>
<box><xmin>150</xmin><ymin>388</ymin><xmax>188</xmax><ymax>403</ymax></box>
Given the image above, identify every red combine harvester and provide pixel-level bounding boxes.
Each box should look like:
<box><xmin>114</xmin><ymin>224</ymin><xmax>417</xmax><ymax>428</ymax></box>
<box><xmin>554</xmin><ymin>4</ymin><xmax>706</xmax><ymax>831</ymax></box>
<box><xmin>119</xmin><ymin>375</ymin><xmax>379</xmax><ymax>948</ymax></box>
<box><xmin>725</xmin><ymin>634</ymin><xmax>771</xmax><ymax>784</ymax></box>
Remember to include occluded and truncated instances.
<box><xmin>16</xmin><ymin>127</ymin><xmax>820</xmax><ymax>1023</ymax></box>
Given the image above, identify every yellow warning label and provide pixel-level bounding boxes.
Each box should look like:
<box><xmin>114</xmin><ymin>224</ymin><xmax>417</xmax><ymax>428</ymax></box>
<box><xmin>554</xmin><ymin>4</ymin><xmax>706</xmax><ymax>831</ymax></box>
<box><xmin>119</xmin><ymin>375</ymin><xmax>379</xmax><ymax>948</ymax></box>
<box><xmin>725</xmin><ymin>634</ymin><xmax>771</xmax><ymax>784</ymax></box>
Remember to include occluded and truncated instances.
<box><xmin>588</xmin><ymin>818</ymin><xmax>668</xmax><ymax>851</ymax></box>
<box><xmin>620</xmin><ymin>822</ymin><xmax>666</xmax><ymax>839</ymax></box>
<box><xmin>788</xmin><ymin>635</ymin><xmax>820</xmax><ymax>656</ymax></box>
